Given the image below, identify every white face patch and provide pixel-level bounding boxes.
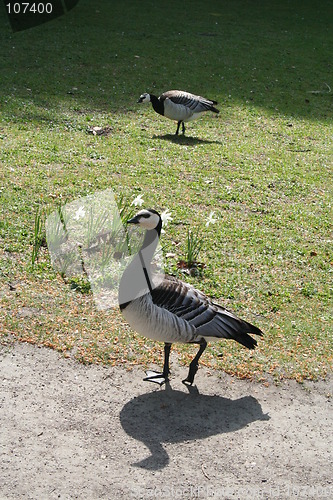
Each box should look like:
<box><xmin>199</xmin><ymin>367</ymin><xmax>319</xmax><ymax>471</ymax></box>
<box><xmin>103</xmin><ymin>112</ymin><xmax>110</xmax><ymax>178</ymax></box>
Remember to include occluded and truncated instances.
<box><xmin>138</xmin><ymin>93</ymin><xmax>151</xmax><ymax>103</ymax></box>
<box><xmin>136</xmin><ymin>210</ymin><xmax>160</xmax><ymax>230</ymax></box>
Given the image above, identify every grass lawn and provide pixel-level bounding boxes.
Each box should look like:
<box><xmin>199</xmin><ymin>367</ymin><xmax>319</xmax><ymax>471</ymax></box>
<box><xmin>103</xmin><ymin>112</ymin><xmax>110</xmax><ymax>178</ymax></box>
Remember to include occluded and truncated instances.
<box><xmin>0</xmin><ymin>0</ymin><xmax>332</xmax><ymax>382</ymax></box>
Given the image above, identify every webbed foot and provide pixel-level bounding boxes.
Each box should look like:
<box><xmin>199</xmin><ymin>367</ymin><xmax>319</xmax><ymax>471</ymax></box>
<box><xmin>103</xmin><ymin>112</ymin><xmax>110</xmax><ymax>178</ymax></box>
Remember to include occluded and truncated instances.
<box><xmin>182</xmin><ymin>376</ymin><xmax>194</xmax><ymax>386</ymax></box>
<box><xmin>144</xmin><ymin>370</ymin><xmax>168</xmax><ymax>386</ymax></box>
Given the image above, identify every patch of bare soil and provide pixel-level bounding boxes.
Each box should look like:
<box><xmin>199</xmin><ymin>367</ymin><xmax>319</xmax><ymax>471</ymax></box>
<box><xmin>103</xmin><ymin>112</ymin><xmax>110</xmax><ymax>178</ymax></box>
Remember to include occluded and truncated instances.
<box><xmin>1</xmin><ymin>343</ymin><xmax>332</xmax><ymax>499</ymax></box>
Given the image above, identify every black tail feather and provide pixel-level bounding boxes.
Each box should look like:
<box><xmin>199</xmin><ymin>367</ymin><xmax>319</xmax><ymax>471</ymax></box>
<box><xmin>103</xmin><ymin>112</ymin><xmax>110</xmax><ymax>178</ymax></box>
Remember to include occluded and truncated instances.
<box><xmin>234</xmin><ymin>319</ymin><xmax>263</xmax><ymax>349</ymax></box>
<box><xmin>214</xmin><ymin>313</ymin><xmax>263</xmax><ymax>350</ymax></box>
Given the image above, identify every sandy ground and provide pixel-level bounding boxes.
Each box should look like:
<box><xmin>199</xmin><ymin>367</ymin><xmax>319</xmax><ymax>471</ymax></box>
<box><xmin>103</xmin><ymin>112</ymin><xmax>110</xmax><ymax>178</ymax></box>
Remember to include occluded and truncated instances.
<box><xmin>0</xmin><ymin>342</ymin><xmax>332</xmax><ymax>500</ymax></box>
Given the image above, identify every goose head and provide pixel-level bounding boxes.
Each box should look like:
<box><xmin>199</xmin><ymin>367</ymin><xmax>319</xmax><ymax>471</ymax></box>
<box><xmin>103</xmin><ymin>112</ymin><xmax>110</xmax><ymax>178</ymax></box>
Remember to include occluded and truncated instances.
<box><xmin>127</xmin><ymin>209</ymin><xmax>162</xmax><ymax>232</ymax></box>
<box><xmin>137</xmin><ymin>93</ymin><xmax>151</xmax><ymax>104</ymax></box>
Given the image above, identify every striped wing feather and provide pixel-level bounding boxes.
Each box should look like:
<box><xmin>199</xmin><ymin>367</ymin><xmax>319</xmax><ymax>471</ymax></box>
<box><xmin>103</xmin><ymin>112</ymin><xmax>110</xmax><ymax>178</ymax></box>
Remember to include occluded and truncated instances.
<box><xmin>151</xmin><ymin>275</ymin><xmax>263</xmax><ymax>349</ymax></box>
<box><xmin>160</xmin><ymin>90</ymin><xmax>219</xmax><ymax>113</ymax></box>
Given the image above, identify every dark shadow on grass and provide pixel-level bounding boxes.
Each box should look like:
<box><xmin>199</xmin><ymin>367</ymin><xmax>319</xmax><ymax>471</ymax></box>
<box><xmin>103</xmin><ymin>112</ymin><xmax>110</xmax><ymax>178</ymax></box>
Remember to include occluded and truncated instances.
<box><xmin>152</xmin><ymin>133</ymin><xmax>223</xmax><ymax>146</ymax></box>
<box><xmin>119</xmin><ymin>382</ymin><xmax>269</xmax><ymax>470</ymax></box>
<box><xmin>0</xmin><ymin>1</ymin><xmax>331</xmax><ymax>122</ymax></box>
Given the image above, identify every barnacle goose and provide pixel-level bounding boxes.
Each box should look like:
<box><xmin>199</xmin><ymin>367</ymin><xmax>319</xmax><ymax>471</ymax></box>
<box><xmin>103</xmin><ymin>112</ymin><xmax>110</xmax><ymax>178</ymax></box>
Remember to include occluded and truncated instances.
<box><xmin>118</xmin><ymin>209</ymin><xmax>263</xmax><ymax>386</ymax></box>
<box><xmin>137</xmin><ymin>90</ymin><xmax>219</xmax><ymax>135</ymax></box>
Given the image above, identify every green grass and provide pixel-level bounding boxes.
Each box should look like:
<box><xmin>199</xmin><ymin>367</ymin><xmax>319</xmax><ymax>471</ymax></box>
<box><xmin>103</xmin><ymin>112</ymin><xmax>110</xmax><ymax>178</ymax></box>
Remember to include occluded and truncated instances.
<box><xmin>0</xmin><ymin>0</ymin><xmax>332</xmax><ymax>382</ymax></box>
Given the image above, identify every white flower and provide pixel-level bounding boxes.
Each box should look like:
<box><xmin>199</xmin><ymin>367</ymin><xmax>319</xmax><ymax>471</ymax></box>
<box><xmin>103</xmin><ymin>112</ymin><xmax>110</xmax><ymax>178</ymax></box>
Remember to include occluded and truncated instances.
<box><xmin>161</xmin><ymin>209</ymin><xmax>173</xmax><ymax>233</ymax></box>
<box><xmin>131</xmin><ymin>194</ymin><xmax>144</xmax><ymax>207</ymax></box>
<box><xmin>73</xmin><ymin>206</ymin><xmax>86</xmax><ymax>220</ymax></box>
<box><xmin>206</xmin><ymin>211</ymin><xmax>217</xmax><ymax>227</ymax></box>
<box><xmin>161</xmin><ymin>209</ymin><xmax>173</xmax><ymax>227</ymax></box>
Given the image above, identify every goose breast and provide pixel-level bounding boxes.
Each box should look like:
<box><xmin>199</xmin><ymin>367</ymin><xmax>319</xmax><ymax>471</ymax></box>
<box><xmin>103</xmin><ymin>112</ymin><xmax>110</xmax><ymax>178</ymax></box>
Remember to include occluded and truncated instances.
<box><xmin>122</xmin><ymin>294</ymin><xmax>197</xmax><ymax>344</ymax></box>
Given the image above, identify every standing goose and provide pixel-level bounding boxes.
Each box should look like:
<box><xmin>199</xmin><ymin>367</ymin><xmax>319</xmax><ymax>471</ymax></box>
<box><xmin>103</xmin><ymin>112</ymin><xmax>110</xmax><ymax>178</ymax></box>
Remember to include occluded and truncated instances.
<box><xmin>137</xmin><ymin>90</ymin><xmax>219</xmax><ymax>135</ymax></box>
<box><xmin>118</xmin><ymin>209</ymin><xmax>263</xmax><ymax>386</ymax></box>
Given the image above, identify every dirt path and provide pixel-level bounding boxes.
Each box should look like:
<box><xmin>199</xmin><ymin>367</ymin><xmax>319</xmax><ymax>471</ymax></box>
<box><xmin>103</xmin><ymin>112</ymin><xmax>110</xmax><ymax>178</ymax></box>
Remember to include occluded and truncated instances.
<box><xmin>1</xmin><ymin>343</ymin><xmax>332</xmax><ymax>499</ymax></box>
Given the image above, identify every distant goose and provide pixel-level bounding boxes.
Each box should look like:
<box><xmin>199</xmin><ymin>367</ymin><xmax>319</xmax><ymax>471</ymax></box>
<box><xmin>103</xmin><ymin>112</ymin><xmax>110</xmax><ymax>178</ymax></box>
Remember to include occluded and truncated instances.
<box><xmin>118</xmin><ymin>209</ymin><xmax>263</xmax><ymax>386</ymax></box>
<box><xmin>137</xmin><ymin>90</ymin><xmax>219</xmax><ymax>135</ymax></box>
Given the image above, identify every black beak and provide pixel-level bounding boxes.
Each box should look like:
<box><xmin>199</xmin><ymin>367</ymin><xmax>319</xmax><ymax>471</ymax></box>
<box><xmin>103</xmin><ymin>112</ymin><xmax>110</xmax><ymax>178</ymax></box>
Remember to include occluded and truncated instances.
<box><xmin>127</xmin><ymin>215</ymin><xmax>140</xmax><ymax>224</ymax></box>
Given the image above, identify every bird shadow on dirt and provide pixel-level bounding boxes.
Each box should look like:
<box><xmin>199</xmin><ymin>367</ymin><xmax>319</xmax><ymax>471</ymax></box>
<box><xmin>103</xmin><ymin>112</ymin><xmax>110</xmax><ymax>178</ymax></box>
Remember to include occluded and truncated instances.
<box><xmin>152</xmin><ymin>133</ymin><xmax>223</xmax><ymax>146</ymax></box>
<box><xmin>119</xmin><ymin>382</ymin><xmax>270</xmax><ymax>470</ymax></box>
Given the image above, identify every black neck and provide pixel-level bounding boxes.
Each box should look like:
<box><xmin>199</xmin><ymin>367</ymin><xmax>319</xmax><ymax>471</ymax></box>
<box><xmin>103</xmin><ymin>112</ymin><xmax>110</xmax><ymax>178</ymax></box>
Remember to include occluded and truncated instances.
<box><xmin>140</xmin><ymin>221</ymin><xmax>162</xmax><ymax>290</ymax></box>
<box><xmin>150</xmin><ymin>94</ymin><xmax>164</xmax><ymax>116</ymax></box>
<box><xmin>119</xmin><ymin>220</ymin><xmax>162</xmax><ymax>310</ymax></box>
<box><xmin>141</xmin><ymin>219</ymin><xmax>162</xmax><ymax>250</ymax></box>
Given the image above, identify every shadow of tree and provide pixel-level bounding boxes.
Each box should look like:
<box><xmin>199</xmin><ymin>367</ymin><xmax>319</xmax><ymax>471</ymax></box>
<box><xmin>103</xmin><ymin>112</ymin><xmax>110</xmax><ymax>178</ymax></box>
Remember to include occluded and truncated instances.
<box><xmin>0</xmin><ymin>0</ymin><xmax>331</xmax><ymax>122</ymax></box>
<box><xmin>120</xmin><ymin>383</ymin><xmax>269</xmax><ymax>470</ymax></box>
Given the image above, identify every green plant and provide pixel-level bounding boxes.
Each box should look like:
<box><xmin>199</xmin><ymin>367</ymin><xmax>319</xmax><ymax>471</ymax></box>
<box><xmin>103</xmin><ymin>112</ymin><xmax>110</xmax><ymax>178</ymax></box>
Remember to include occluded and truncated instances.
<box><xmin>184</xmin><ymin>228</ymin><xmax>204</xmax><ymax>268</ymax></box>
<box><xmin>68</xmin><ymin>276</ymin><xmax>91</xmax><ymax>294</ymax></box>
<box><xmin>31</xmin><ymin>206</ymin><xmax>45</xmax><ymax>269</ymax></box>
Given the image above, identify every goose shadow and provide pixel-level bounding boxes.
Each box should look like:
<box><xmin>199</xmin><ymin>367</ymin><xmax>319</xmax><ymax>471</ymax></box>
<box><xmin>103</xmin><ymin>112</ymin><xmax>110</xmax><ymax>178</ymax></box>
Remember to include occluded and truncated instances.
<box><xmin>119</xmin><ymin>384</ymin><xmax>269</xmax><ymax>470</ymax></box>
<box><xmin>152</xmin><ymin>133</ymin><xmax>223</xmax><ymax>146</ymax></box>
